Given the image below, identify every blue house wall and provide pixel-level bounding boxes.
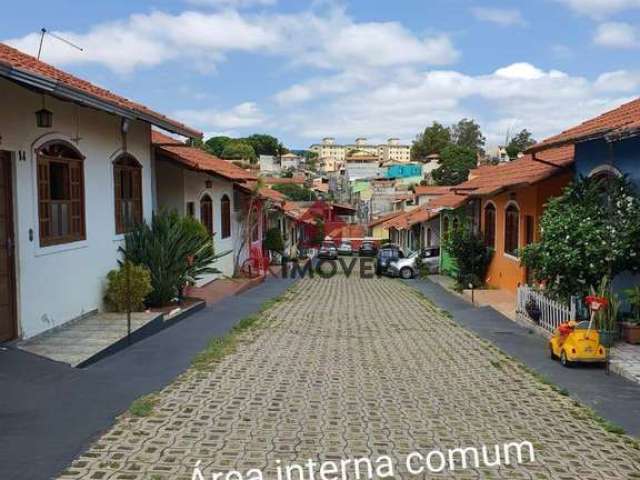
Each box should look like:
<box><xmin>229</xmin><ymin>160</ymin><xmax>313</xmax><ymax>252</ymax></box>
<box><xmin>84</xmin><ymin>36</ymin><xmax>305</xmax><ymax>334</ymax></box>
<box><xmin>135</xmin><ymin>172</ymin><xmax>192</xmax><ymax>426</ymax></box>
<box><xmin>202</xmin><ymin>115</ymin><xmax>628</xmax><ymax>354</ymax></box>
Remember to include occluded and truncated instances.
<box><xmin>574</xmin><ymin>135</ymin><xmax>640</xmax><ymax>296</ymax></box>
<box><xmin>575</xmin><ymin>136</ymin><xmax>640</xmax><ymax>187</ymax></box>
<box><xmin>385</xmin><ymin>164</ymin><xmax>422</xmax><ymax>179</ymax></box>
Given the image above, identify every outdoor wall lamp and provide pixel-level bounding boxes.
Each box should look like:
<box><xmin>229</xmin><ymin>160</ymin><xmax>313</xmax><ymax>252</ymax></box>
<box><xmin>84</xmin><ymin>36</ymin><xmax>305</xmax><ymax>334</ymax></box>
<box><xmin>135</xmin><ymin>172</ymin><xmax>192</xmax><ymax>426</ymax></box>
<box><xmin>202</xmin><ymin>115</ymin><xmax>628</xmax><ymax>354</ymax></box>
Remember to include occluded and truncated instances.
<box><xmin>121</xmin><ymin>118</ymin><xmax>130</xmax><ymax>134</ymax></box>
<box><xmin>35</xmin><ymin>96</ymin><xmax>53</xmax><ymax>128</ymax></box>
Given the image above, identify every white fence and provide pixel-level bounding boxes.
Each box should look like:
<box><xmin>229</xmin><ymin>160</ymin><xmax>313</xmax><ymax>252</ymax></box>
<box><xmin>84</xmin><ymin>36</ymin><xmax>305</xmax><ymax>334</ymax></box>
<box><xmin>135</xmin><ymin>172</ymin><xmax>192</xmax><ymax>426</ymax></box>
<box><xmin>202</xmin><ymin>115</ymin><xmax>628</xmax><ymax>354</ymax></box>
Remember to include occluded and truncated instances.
<box><xmin>516</xmin><ymin>285</ymin><xmax>576</xmax><ymax>333</ymax></box>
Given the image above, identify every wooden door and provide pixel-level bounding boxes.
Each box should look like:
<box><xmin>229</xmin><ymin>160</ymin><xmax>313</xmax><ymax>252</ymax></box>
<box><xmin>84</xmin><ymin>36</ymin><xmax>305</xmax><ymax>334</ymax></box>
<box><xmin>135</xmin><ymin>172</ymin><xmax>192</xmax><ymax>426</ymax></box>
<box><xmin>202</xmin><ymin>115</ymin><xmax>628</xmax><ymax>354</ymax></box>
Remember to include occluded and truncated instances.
<box><xmin>0</xmin><ymin>152</ymin><xmax>17</xmax><ymax>342</ymax></box>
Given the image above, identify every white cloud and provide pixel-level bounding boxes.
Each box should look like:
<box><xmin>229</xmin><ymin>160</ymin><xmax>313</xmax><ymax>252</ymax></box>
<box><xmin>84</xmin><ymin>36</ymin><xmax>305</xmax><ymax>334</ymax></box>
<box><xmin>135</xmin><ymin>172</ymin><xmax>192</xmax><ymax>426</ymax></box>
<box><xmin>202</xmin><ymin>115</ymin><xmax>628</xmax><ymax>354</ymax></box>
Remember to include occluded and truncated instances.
<box><xmin>275</xmin><ymin>63</ymin><xmax>636</xmax><ymax>147</ymax></box>
<box><xmin>5</xmin><ymin>7</ymin><xmax>458</xmax><ymax>74</ymax></box>
<box><xmin>594</xmin><ymin>22</ymin><xmax>639</xmax><ymax>49</ymax></box>
<box><xmin>186</xmin><ymin>0</ymin><xmax>276</xmax><ymax>8</ymax></box>
<box><xmin>557</xmin><ymin>0</ymin><xmax>640</xmax><ymax>18</ymax></box>
<box><xmin>174</xmin><ymin>102</ymin><xmax>266</xmax><ymax>131</ymax></box>
<box><xmin>595</xmin><ymin>70</ymin><xmax>640</xmax><ymax>91</ymax></box>
<box><xmin>470</xmin><ymin>7</ymin><xmax>526</xmax><ymax>26</ymax></box>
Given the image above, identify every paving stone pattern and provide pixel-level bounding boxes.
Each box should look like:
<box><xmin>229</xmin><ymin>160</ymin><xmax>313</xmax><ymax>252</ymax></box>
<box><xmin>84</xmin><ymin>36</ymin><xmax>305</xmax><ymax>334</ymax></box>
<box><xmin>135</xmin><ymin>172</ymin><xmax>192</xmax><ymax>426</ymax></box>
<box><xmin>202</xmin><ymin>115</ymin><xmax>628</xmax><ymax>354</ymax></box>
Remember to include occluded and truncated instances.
<box><xmin>58</xmin><ymin>275</ymin><xmax>640</xmax><ymax>479</ymax></box>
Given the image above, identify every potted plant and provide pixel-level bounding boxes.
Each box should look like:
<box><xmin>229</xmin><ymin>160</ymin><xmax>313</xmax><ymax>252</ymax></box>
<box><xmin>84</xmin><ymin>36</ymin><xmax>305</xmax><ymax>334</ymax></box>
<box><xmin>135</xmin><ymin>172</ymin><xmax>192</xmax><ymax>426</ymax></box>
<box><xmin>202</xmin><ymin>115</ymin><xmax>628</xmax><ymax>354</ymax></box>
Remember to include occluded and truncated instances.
<box><xmin>622</xmin><ymin>286</ymin><xmax>640</xmax><ymax>344</ymax></box>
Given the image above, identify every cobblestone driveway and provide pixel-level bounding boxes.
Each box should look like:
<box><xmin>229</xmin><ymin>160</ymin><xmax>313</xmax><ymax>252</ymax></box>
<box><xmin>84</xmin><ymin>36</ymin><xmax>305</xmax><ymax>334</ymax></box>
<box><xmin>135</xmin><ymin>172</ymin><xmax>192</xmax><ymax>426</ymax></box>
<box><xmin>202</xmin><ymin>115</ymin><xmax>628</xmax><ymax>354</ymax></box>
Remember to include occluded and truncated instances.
<box><xmin>60</xmin><ymin>275</ymin><xmax>640</xmax><ymax>479</ymax></box>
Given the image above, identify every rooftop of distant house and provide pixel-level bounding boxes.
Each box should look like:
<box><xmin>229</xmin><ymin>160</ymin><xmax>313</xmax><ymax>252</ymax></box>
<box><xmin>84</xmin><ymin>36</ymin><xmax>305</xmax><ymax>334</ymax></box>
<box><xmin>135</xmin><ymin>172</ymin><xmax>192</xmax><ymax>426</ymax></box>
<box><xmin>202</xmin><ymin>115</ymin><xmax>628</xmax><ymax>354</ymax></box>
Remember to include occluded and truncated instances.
<box><xmin>152</xmin><ymin>131</ymin><xmax>254</xmax><ymax>182</ymax></box>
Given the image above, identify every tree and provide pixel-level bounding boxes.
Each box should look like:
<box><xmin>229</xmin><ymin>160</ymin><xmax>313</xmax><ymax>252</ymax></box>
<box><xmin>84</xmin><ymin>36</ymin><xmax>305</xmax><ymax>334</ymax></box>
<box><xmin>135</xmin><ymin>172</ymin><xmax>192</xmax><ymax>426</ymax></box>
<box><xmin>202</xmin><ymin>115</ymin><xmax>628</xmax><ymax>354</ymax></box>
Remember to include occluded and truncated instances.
<box><xmin>204</xmin><ymin>136</ymin><xmax>232</xmax><ymax>157</ymax></box>
<box><xmin>411</xmin><ymin>122</ymin><xmax>451</xmax><ymax>160</ymax></box>
<box><xmin>521</xmin><ymin>175</ymin><xmax>640</xmax><ymax>301</ymax></box>
<box><xmin>506</xmin><ymin>129</ymin><xmax>536</xmax><ymax>159</ymax></box>
<box><xmin>272</xmin><ymin>183</ymin><xmax>317</xmax><ymax>201</ymax></box>
<box><xmin>431</xmin><ymin>145</ymin><xmax>477</xmax><ymax>185</ymax></box>
<box><xmin>221</xmin><ymin>140</ymin><xmax>257</xmax><ymax>163</ymax></box>
<box><xmin>241</xmin><ymin>134</ymin><xmax>282</xmax><ymax>157</ymax></box>
<box><xmin>450</xmin><ymin>118</ymin><xmax>486</xmax><ymax>154</ymax></box>
<box><xmin>443</xmin><ymin>223</ymin><xmax>493</xmax><ymax>288</ymax></box>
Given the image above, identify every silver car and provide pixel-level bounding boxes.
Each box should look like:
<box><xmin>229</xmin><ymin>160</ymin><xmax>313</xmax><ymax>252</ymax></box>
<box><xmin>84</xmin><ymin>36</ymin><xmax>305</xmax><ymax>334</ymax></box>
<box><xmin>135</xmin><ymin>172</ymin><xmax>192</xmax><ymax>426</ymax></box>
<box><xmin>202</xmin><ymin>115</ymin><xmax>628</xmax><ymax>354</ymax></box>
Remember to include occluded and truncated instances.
<box><xmin>388</xmin><ymin>247</ymin><xmax>440</xmax><ymax>279</ymax></box>
<box><xmin>337</xmin><ymin>240</ymin><xmax>353</xmax><ymax>256</ymax></box>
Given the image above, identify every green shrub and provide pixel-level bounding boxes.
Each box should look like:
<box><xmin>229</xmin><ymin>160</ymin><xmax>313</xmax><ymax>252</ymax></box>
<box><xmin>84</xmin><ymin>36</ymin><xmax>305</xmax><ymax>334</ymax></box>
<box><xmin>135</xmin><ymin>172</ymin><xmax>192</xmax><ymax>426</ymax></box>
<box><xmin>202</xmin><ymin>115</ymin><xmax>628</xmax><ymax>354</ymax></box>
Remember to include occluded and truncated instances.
<box><xmin>264</xmin><ymin>227</ymin><xmax>284</xmax><ymax>254</ymax></box>
<box><xmin>521</xmin><ymin>175</ymin><xmax>640</xmax><ymax>301</ymax></box>
<box><xmin>104</xmin><ymin>262</ymin><xmax>152</xmax><ymax>312</ymax></box>
<box><xmin>120</xmin><ymin>210</ymin><xmax>226</xmax><ymax>307</ymax></box>
<box><xmin>443</xmin><ymin>224</ymin><xmax>492</xmax><ymax>288</ymax></box>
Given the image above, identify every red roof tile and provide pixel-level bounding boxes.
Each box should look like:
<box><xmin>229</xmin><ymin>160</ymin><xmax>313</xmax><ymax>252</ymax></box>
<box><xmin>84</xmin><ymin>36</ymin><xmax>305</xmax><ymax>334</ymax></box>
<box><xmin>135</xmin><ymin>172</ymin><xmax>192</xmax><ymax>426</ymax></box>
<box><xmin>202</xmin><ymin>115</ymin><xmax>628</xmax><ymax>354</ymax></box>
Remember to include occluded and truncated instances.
<box><xmin>531</xmin><ymin>97</ymin><xmax>640</xmax><ymax>150</ymax></box>
<box><xmin>423</xmin><ymin>145</ymin><xmax>574</xmax><ymax>210</ymax></box>
<box><xmin>368</xmin><ymin>210</ymin><xmax>405</xmax><ymax>228</ymax></box>
<box><xmin>0</xmin><ymin>43</ymin><xmax>201</xmax><ymax>138</ymax></box>
<box><xmin>153</xmin><ymin>131</ymin><xmax>254</xmax><ymax>182</ymax></box>
<box><xmin>261</xmin><ymin>176</ymin><xmax>306</xmax><ymax>185</ymax></box>
<box><xmin>412</xmin><ymin>185</ymin><xmax>452</xmax><ymax>196</ymax></box>
<box><xmin>327</xmin><ymin>224</ymin><xmax>367</xmax><ymax>239</ymax></box>
<box><xmin>382</xmin><ymin>207</ymin><xmax>439</xmax><ymax>230</ymax></box>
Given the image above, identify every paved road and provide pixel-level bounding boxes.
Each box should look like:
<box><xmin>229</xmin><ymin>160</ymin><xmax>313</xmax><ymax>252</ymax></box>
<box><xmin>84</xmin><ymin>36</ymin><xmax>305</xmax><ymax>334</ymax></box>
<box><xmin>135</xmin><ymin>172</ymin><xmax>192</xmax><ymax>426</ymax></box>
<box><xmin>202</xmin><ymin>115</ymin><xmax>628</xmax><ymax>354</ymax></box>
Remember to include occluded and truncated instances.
<box><xmin>0</xmin><ymin>277</ymin><xmax>294</xmax><ymax>480</ymax></box>
<box><xmin>57</xmin><ymin>275</ymin><xmax>640</xmax><ymax>479</ymax></box>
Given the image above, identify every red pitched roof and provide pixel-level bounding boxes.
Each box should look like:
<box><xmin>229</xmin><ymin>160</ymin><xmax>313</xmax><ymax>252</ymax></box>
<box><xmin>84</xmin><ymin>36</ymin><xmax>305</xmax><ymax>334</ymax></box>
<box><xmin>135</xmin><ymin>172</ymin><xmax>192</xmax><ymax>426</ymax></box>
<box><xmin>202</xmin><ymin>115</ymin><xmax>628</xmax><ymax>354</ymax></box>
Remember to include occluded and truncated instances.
<box><xmin>0</xmin><ymin>43</ymin><xmax>201</xmax><ymax>138</ymax></box>
<box><xmin>531</xmin><ymin>97</ymin><xmax>640</xmax><ymax>151</ymax></box>
<box><xmin>327</xmin><ymin>224</ymin><xmax>366</xmax><ymax>239</ymax></box>
<box><xmin>426</xmin><ymin>145</ymin><xmax>574</xmax><ymax>210</ymax></box>
<box><xmin>412</xmin><ymin>185</ymin><xmax>452</xmax><ymax>196</ymax></box>
<box><xmin>153</xmin><ymin>131</ymin><xmax>255</xmax><ymax>182</ymax></box>
<box><xmin>368</xmin><ymin>210</ymin><xmax>405</xmax><ymax>228</ymax></box>
<box><xmin>382</xmin><ymin>207</ymin><xmax>439</xmax><ymax>230</ymax></box>
<box><xmin>261</xmin><ymin>176</ymin><xmax>306</xmax><ymax>185</ymax></box>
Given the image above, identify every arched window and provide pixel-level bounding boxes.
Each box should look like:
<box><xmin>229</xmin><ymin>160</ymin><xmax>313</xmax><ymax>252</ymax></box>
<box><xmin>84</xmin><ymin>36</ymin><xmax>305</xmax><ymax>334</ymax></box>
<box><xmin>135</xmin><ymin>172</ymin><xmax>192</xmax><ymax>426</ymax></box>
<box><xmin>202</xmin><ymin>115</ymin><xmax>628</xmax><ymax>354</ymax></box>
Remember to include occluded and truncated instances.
<box><xmin>504</xmin><ymin>203</ymin><xmax>520</xmax><ymax>256</ymax></box>
<box><xmin>200</xmin><ymin>194</ymin><xmax>213</xmax><ymax>236</ymax></box>
<box><xmin>221</xmin><ymin>195</ymin><xmax>231</xmax><ymax>239</ymax></box>
<box><xmin>37</xmin><ymin>141</ymin><xmax>85</xmax><ymax>246</ymax></box>
<box><xmin>442</xmin><ymin>216</ymin><xmax>450</xmax><ymax>241</ymax></box>
<box><xmin>114</xmin><ymin>155</ymin><xmax>142</xmax><ymax>234</ymax></box>
<box><xmin>484</xmin><ymin>203</ymin><xmax>496</xmax><ymax>247</ymax></box>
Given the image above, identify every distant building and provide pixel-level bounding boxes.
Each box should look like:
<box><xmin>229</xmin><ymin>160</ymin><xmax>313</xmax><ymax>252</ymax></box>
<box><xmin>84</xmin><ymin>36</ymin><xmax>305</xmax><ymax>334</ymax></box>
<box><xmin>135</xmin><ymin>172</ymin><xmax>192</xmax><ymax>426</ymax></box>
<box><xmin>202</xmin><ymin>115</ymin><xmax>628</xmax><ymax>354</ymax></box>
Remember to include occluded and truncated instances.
<box><xmin>280</xmin><ymin>152</ymin><xmax>303</xmax><ymax>170</ymax></box>
<box><xmin>259</xmin><ymin>155</ymin><xmax>280</xmax><ymax>173</ymax></box>
<box><xmin>344</xmin><ymin>151</ymin><xmax>382</xmax><ymax>181</ymax></box>
<box><xmin>310</xmin><ymin>137</ymin><xmax>411</xmax><ymax>171</ymax></box>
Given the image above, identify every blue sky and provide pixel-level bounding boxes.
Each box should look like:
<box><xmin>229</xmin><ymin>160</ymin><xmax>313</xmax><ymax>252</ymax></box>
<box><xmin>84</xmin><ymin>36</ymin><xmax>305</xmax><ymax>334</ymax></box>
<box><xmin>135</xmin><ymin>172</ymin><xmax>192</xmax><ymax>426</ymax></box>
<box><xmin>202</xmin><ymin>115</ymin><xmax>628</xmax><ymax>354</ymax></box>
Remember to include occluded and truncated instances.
<box><xmin>4</xmin><ymin>0</ymin><xmax>640</xmax><ymax>149</ymax></box>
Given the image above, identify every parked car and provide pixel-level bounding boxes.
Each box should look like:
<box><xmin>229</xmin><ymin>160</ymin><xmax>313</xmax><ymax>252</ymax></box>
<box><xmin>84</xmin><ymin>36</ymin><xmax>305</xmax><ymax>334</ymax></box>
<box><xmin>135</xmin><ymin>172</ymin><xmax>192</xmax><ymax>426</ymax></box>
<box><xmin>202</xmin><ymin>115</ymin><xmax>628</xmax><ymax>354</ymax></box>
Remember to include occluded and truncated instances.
<box><xmin>318</xmin><ymin>241</ymin><xmax>338</xmax><ymax>260</ymax></box>
<box><xmin>337</xmin><ymin>240</ymin><xmax>353</xmax><ymax>256</ymax></box>
<box><xmin>358</xmin><ymin>241</ymin><xmax>378</xmax><ymax>257</ymax></box>
<box><xmin>420</xmin><ymin>246</ymin><xmax>440</xmax><ymax>274</ymax></box>
<box><xmin>388</xmin><ymin>247</ymin><xmax>441</xmax><ymax>279</ymax></box>
<box><xmin>376</xmin><ymin>244</ymin><xmax>404</xmax><ymax>275</ymax></box>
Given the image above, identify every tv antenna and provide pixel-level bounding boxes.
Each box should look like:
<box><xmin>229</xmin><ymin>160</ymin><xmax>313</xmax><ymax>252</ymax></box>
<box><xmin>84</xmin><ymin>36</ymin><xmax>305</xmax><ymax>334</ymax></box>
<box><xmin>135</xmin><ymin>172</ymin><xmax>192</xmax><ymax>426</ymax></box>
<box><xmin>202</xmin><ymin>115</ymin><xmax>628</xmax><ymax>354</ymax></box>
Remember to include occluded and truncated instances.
<box><xmin>37</xmin><ymin>28</ymin><xmax>84</xmax><ymax>60</ymax></box>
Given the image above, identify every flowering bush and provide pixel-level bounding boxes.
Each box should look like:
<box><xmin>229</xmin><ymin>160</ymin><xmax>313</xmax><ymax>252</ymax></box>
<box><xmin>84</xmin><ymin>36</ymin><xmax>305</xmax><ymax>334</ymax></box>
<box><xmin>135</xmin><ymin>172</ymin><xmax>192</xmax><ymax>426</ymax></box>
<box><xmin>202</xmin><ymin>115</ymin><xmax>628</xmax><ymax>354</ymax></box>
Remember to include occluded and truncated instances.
<box><xmin>522</xmin><ymin>175</ymin><xmax>640</xmax><ymax>301</ymax></box>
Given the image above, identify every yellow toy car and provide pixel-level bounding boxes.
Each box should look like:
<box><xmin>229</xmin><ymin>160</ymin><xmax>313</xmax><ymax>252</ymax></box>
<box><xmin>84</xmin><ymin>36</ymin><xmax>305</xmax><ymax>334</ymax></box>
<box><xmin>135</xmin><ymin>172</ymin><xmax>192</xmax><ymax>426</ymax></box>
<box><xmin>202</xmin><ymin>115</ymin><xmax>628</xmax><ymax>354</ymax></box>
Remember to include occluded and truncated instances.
<box><xmin>550</xmin><ymin>295</ymin><xmax>608</xmax><ymax>367</ymax></box>
<box><xmin>549</xmin><ymin>321</ymin><xmax>607</xmax><ymax>367</ymax></box>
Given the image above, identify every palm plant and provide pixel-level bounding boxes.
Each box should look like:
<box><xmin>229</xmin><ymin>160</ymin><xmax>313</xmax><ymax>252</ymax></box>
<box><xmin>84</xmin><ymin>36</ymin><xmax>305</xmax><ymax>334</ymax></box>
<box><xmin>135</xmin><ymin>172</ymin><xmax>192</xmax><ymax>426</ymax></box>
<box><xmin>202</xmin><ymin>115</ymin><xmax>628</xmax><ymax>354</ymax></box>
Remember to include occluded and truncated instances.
<box><xmin>120</xmin><ymin>210</ymin><xmax>226</xmax><ymax>307</ymax></box>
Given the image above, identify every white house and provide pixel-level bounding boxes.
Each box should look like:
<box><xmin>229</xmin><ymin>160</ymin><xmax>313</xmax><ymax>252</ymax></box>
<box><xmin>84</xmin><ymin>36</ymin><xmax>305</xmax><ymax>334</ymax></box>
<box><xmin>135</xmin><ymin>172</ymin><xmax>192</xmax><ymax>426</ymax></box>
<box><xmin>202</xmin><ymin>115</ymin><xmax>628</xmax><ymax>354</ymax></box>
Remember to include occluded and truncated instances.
<box><xmin>259</xmin><ymin>154</ymin><xmax>280</xmax><ymax>174</ymax></box>
<box><xmin>0</xmin><ymin>43</ymin><xmax>200</xmax><ymax>341</ymax></box>
<box><xmin>152</xmin><ymin>131</ymin><xmax>255</xmax><ymax>281</ymax></box>
<box><xmin>280</xmin><ymin>152</ymin><xmax>302</xmax><ymax>170</ymax></box>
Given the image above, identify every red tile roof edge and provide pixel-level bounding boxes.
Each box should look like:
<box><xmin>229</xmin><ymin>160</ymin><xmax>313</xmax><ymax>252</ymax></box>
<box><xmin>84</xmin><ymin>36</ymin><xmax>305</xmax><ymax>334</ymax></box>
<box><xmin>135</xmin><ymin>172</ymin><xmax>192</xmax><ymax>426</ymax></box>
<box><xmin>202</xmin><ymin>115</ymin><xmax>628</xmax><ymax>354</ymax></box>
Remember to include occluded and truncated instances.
<box><xmin>528</xmin><ymin>97</ymin><xmax>640</xmax><ymax>152</ymax></box>
<box><xmin>0</xmin><ymin>42</ymin><xmax>201</xmax><ymax>138</ymax></box>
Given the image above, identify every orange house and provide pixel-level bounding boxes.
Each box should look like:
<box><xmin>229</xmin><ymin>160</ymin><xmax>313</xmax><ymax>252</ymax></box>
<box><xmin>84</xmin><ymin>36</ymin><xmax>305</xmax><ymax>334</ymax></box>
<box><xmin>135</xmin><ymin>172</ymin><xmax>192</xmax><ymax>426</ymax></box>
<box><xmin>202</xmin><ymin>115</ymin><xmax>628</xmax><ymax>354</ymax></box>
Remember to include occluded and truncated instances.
<box><xmin>479</xmin><ymin>171</ymin><xmax>573</xmax><ymax>292</ymax></box>
<box><xmin>434</xmin><ymin>145</ymin><xmax>575</xmax><ymax>293</ymax></box>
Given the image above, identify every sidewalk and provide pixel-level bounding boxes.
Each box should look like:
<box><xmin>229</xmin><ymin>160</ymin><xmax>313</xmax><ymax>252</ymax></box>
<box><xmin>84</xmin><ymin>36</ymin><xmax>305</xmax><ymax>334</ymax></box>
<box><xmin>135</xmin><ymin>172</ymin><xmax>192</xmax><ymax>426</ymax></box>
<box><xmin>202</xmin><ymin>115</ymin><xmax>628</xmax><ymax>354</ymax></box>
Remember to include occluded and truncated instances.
<box><xmin>430</xmin><ymin>274</ymin><xmax>640</xmax><ymax>386</ymax></box>
<box><xmin>410</xmin><ymin>277</ymin><xmax>640</xmax><ymax>437</ymax></box>
<box><xmin>0</xmin><ymin>276</ymin><xmax>295</xmax><ymax>480</ymax></box>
